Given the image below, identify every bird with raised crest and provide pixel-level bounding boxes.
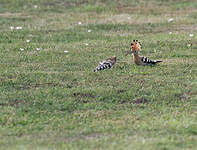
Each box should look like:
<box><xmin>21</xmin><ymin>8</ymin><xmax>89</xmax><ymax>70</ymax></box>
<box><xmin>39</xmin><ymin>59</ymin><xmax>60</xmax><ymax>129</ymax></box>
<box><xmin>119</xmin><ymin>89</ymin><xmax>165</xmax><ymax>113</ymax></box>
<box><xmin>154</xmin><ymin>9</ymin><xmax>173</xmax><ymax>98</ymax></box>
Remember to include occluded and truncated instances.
<box><xmin>130</xmin><ymin>40</ymin><xmax>162</xmax><ymax>65</ymax></box>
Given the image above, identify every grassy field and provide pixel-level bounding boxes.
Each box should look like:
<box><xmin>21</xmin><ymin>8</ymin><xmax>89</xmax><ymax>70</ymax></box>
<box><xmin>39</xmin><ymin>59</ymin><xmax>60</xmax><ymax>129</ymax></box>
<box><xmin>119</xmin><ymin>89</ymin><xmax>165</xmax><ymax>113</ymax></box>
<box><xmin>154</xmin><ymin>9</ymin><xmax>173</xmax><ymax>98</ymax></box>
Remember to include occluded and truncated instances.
<box><xmin>0</xmin><ymin>0</ymin><xmax>197</xmax><ymax>149</ymax></box>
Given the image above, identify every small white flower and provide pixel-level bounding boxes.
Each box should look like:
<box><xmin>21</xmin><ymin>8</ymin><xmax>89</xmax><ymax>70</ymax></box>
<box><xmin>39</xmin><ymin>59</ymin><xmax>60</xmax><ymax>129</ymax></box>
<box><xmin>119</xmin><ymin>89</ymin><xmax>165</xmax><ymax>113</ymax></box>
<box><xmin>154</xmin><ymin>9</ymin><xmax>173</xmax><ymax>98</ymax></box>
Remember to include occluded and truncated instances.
<box><xmin>16</xmin><ymin>26</ymin><xmax>22</xmax><ymax>30</ymax></box>
<box><xmin>189</xmin><ymin>33</ymin><xmax>194</xmax><ymax>37</ymax></box>
<box><xmin>36</xmin><ymin>48</ymin><xmax>41</xmax><ymax>51</ymax></box>
<box><xmin>169</xmin><ymin>32</ymin><xmax>172</xmax><ymax>35</ymax></box>
<box><xmin>127</xmin><ymin>17</ymin><xmax>131</xmax><ymax>20</ymax></box>
<box><xmin>26</xmin><ymin>40</ymin><xmax>30</xmax><ymax>43</ymax></box>
<box><xmin>10</xmin><ymin>26</ymin><xmax>14</xmax><ymax>30</ymax></box>
<box><xmin>34</xmin><ymin>5</ymin><xmax>38</xmax><ymax>8</ymax></box>
<box><xmin>84</xmin><ymin>43</ymin><xmax>89</xmax><ymax>46</ymax></box>
<box><xmin>168</xmin><ymin>18</ymin><xmax>174</xmax><ymax>22</ymax></box>
<box><xmin>78</xmin><ymin>21</ymin><xmax>82</xmax><ymax>25</ymax></box>
<box><xmin>20</xmin><ymin>48</ymin><xmax>24</xmax><ymax>51</ymax></box>
<box><xmin>64</xmin><ymin>50</ymin><xmax>69</xmax><ymax>53</ymax></box>
<box><xmin>88</xmin><ymin>29</ymin><xmax>92</xmax><ymax>33</ymax></box>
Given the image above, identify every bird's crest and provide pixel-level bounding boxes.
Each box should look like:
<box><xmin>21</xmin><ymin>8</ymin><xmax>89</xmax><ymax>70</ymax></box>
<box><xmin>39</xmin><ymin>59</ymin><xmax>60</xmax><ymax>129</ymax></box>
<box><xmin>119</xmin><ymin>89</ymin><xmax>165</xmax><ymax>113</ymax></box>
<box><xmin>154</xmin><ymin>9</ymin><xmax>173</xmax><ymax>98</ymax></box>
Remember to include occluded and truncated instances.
<box><xmin>131</xmin><ymin>40</ymin><xmax>141</xmax><ymax>52</ymax></box>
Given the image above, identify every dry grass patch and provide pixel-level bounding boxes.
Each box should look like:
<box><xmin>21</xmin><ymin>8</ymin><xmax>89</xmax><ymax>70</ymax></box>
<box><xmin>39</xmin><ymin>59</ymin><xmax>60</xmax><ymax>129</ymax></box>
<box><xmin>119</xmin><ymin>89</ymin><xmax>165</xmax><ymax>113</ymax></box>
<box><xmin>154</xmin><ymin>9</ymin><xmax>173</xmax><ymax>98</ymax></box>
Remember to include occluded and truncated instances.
<box><xmin>0</xmin><ymin>12</ymin><xmax>22</xmax><ymax>17</ymax></box>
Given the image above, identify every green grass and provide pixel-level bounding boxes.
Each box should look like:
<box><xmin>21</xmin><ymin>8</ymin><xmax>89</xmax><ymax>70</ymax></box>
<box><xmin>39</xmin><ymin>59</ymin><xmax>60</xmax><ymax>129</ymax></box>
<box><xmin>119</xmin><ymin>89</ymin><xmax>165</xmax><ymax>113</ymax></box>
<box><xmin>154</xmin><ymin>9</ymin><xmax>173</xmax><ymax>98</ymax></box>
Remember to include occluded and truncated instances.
<box><xmin>0</xmin><ymin>0</ymin><xmax>197</xmax><ymax>149</ymax></box>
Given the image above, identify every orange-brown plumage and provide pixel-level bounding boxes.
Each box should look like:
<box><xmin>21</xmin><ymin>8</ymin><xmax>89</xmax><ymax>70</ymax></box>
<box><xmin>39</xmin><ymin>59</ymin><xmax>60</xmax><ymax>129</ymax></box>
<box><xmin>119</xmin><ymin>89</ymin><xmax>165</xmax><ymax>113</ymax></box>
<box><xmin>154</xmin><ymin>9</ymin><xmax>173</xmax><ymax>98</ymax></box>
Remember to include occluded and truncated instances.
<box><xmin>131</xmin><ymin>40</ymin><xmax>143</xmax><ymax>65</ymax></box>
<box><xmin>131</xmin><ymin>40</ymin><xmax>141</xmax><ymax>52</ymax></box>
<box><xmin>130</xmin><ymin>40</ymin><xmax>162</xmax><ymax>65</ymax></box>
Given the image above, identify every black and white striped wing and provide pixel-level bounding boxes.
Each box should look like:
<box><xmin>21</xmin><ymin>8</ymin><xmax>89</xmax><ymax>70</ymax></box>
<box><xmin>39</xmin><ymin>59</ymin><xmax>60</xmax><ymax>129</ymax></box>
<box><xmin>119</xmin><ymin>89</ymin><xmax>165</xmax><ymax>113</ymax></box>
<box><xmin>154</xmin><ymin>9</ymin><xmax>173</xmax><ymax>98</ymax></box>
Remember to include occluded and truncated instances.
<box><xmin>94</xmin><ymin>60</ymin><xmax>113</xmax><ymax>72</ymax></box>
<box><xmin>141</xmin><ymin>57</ymin><xmax>158</xmax><ymax>65</ymax></box>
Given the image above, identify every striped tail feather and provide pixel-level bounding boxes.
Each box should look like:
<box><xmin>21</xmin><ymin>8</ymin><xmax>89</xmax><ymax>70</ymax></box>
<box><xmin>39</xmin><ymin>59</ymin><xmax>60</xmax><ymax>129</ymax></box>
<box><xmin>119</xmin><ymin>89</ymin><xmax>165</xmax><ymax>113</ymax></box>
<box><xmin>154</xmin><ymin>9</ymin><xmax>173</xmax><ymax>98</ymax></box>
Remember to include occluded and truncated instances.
<box><xmin>141</xmin><ymin>57</ymin><xmax>162</xmax><ymax>65</ymax></box>
<box><xmin>94</xmin><ymin>56</ymin><xmax>116</xmax><ymax>72</ymax></box>
<box><xmin>154</xmin><ymin>60</ymin><xmax>162</xmax><ymax>64</ymax></box>
<box><xmin>94</xmin><ymin>61</ymin><xmax>112</xmax><ymax>72</ymax></box>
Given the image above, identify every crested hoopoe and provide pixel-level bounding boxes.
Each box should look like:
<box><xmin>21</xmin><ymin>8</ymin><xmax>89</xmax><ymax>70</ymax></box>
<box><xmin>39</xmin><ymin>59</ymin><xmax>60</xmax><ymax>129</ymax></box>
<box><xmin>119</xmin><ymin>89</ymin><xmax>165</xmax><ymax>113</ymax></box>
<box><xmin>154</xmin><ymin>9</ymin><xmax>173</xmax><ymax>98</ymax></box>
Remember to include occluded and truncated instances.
<box><xmin>130</xmin><ymin>40</ymin><xmax>162</xmax><ymax>65</ymax></box>
<box><xmin>94</xmin><ymin>56</ymin><xmax>117</xmax><ymax>72</ymax></box>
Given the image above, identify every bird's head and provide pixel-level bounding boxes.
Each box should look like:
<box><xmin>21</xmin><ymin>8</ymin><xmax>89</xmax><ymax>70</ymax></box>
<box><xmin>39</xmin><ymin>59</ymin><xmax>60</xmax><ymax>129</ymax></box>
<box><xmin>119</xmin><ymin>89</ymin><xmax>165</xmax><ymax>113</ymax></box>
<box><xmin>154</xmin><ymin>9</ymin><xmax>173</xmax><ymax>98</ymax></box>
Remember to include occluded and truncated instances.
<box><xmin>109</xmin><ymin>56</ymin><xmax>117</xmax><ymax>63</ymax></box>
<box><xmin>131</xmin><ymin>40</ymin><xmax>141</xmax><ymax>54</ymax></box>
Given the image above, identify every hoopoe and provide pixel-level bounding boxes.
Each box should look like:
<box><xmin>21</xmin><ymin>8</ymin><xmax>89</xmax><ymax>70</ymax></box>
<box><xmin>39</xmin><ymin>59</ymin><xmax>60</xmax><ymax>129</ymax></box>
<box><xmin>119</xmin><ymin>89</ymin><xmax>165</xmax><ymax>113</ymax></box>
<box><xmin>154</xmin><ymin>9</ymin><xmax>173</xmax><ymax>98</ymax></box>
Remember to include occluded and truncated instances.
<box><xmin>130</xmin><ymin>40</ymin><xmax>162</xmax><ymax>65</ymax></box>
<box><xmin>94</xmin><ymin>56</ymin><xmax>117</xmax><ymax>72</ymax></box>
